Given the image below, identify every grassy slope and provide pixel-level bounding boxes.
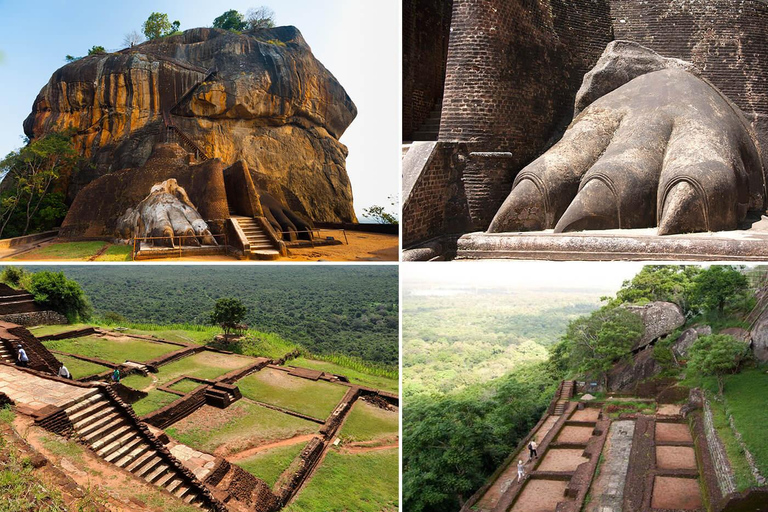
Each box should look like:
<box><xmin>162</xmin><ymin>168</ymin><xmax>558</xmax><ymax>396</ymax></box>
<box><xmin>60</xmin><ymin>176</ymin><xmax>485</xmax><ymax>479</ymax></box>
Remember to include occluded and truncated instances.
<box><xmin>55</xmin><ymin>353</ymin><xmax>109</xmax><ymax>379</ymax></box>
<box><xmin>132</xmin><ymin>390</ymin><xmax>178</xmax><ymax>416</ymax></box>
<box><xmin>284</xmin><ymin>448</ymin><xmax>398</xmax><ymax>512</ymax></box>
<box><xmin>43</xmin><ymin>336</ymin><xmax>177</xmax><ymax>364</ymax></box>
<box><xmin>237</xmin><ymin>369</ymin><xmax>348</xmax><ymax>420</ymax></box>
<box><xmin>153</xmin><ymin>352</ymin><xmax>253</xmax><ymax>386</ymax></box>
<box><xmin>235</xmin><ymin>442</ymin><xmax>308</xmax><ymax>487</ymax></box>
<box><xmin>10</xmin><ymin>242</ymin><xmax>107</xmax><ymax>261</ymax></box>
<box><xmin>339</xmin><ymin>401</ymin><xmax>398</xmax><ymax>443</ymax></box>
<box><xmin>290</xmin><ymin>357</ymin><xmax>398</xmax><ymax>393</ymax></box>
<box><xmin>166</xmin><ymin>401</ymin><xmax>317</xmax><ymax>455</ymax></box>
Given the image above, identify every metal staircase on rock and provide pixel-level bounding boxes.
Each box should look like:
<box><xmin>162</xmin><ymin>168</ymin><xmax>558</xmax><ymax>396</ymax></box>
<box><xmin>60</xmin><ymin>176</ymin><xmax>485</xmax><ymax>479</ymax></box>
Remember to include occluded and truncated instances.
<box><xmin>64</xmin><ymin>390</ymin><xmax>206</xmax><ymax>506</ymax></box>
<box><xmin>231</xmin><ymin>216</ymin><xmax>280</xmax><ymax>260</ymax></box>
<box><xmin>411</xmin><ymin>101</ymin><xmax>442</xmax><ymax>141</ymax></box>
<box><xmin>553</xmin><ymin>380</ymin><xmax>575</xmax><ymax>415</ymax></box>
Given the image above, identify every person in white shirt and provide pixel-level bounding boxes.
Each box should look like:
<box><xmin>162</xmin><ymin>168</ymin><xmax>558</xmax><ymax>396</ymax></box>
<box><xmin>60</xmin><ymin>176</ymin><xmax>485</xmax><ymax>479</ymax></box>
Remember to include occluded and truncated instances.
<box><xmin>16</xmin><ymin>345</ymin><xmax>29</xmax><ymax>367</ymax></box>
<box><xmin>517</xmin><ymin>459</ymin><xmax>525</xmax><ymax>482</ymax></box>
<box><xmin>529</xmin><ymin>439</ymin><xmax>538</xmax><ymax>460</ymax></box>
<box><xmin>58</xmin><ymin>364</ymin><xmax>71</xmax><ymax>379</ymax></box>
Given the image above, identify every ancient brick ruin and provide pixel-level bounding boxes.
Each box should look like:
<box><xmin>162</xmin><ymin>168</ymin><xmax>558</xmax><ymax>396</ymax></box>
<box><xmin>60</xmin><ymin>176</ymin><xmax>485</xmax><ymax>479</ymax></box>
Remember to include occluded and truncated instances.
<box><xmin>403</xmin><ymin>0</ymin><xmax>768</xmax><ymax>260</ymax></box>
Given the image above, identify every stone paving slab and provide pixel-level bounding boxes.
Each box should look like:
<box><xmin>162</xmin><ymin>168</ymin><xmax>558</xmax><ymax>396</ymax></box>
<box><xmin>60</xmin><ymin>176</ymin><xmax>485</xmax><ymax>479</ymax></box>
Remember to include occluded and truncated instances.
<box><xmin>657</xmin><ymin>446</ymin><xmax>697</xmax><ymax>470</ymax></box>
<box><xmin>651</xmin><ymin>476</ymin><xmax>702</xmax><ymax>510</ymax></box>
<box><xmin>169</xmin><ymin>440</ymin><xmax>217</xmax><ymax>482</ymax></box>
<box><xmin>656</xmin><ymin>422</ymin><xmax>693</xmax><ymax>443</ymax></box>
<box><xmin>0</xmin><ymin>364</ymin><xmax>91</xmax><ymax>409</ymax></box>
<box><xmin>585</xmin><ymin>420</ymin><xmax>635</xmax><ymax>512</ymax></box>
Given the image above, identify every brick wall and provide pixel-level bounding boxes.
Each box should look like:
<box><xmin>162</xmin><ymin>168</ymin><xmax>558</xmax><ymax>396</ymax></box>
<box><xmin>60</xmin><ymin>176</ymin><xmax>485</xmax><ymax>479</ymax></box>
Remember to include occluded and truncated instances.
<box><xmin>403</xmin><ymin>0</ymin><xmax>454</xmax><ymax>140</ymax></box>
<box><xmin>0</xmin><ymin>311</ymin><xmax>68</xmax><ymax>327</ymax></box>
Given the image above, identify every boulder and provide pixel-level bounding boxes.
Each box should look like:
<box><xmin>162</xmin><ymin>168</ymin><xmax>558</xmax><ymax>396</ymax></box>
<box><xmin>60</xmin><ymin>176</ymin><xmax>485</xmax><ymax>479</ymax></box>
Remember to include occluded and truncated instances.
<box><xmin>719</xmin><ymin>327</ymin><xmax>750</xmax><ymax>343</ymax></box>
<box><xmin>672</xmin><ymin>328</ymin><xmax>698</xmax><ymax>359</ymax></box>
<box><xmin>751</xmin><ymin>315</ymin><xmax>768</xmax><ymax>362</ymax></box>
<box><xmin>607</xmin><ymin>349</ymin><xmax>660</xmax><ymax>393</ymax></box>
<box><xmin>24</xmin><ymin>26</ymin><xmax>357</xmax><ymax>223</ymax></box>
<box><xmin>624</xmin><ymin>302</ymin><xmax>685</xmax><ymax>351</ymax></box>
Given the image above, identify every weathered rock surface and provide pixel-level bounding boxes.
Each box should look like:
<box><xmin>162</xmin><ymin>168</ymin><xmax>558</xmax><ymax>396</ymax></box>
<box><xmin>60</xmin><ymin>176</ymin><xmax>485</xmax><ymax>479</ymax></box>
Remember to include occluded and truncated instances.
<box><xmin>719</xmin><ymin>327</ymin><xmax>750</xmax><ymax>343</ymax></box>
<box><xmin>24</xmin><ymin>26</ymin><xmax>357</xmax><ymax>222</ymax></box>
<box><xmin>116</xmin><ymin>179</ymin><xmax>216</xmax><ymax>246</ymax></box>
<box><xmin>488</xmin><ymin>42</ymin><xmax>765</xmax><ymax>235</ymax></box>
<box><xmin>672</xmin><ymin>328</ymin><xmax>699</xmax><ymax>359</ymax></box>
<box><xmin>750</xmin><ymin>315</ymin><xmax>768</xmax><ymax>362</ymax></box>
<box><xmin>608</xmin><ymin>349</ymin><xmax>660</xmax><ymax>393</ymax></box>
<box><xmin>625</xmin><ymin>301</ymin><xmax>685</xmax><ymax>351</ymax></box>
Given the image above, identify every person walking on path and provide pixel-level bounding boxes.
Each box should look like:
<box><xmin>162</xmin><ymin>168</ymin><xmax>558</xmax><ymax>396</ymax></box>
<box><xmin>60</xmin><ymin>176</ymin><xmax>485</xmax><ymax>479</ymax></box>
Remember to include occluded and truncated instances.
<box><xmin>111</xmin><ymin>368</ymin><xmax>120</xmax><ymax>383</ymax></box>
<box><xmin>16</xmin><ymin>345</ymin><xmax>29</xmax><ymax>367</ymax></box>
<box><xmin>529</xmin><ymin>439</ymin><xmax>539</xmax><ymax>460</ymax></box>
<box><xmin>58</xmin><ymin>364</ymin><xmax>71</xmax><ymax>379</ymax></box>
<box><xmin>517</xmin><ymin>459</ymin><xmax>525</xmax><ymax>482</ymax></box>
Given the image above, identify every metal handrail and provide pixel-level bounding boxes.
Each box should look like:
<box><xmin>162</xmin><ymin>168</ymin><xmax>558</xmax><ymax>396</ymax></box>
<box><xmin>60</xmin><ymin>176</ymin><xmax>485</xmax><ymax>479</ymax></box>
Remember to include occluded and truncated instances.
<box><xmin>131</xmin><ymin>232</ymin><xmax>228</xmax><ymax>261</ymax></box>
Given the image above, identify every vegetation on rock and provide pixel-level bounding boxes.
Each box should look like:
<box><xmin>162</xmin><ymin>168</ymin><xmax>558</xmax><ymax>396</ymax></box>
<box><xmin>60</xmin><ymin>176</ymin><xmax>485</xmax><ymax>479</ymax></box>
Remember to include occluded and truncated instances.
<box><xmin>687</xmin><ymin>334</ymin><xmax>748</xmax><ymax>394</ymax></box>
<box><xmin>142</xmin><ymin>12</ymin><xmax>181</xmax><ymax>40</ymax></box>
<box><xmin>23</xmin><ymin>270</ymin><xmax>91</xmax><ymax>322</ymax></box>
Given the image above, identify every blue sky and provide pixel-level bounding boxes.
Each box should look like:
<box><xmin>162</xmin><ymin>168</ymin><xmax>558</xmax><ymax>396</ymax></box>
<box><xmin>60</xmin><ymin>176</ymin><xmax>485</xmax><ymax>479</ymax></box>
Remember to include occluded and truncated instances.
<box><xmin>0</xmin><ymin>0</ymin><xmax>400</xmax><ymax>220</ymax></box>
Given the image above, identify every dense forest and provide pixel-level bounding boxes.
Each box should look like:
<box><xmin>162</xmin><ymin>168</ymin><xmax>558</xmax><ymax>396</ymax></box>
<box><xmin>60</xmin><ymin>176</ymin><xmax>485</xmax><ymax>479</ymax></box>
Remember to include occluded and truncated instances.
<box><xmin>27</xmin><ymin>265</ymin><xmax>399</xmax><ymax>367</ymax></box>
<box><xmin>403</xmin><ymin>290</ymin><xmax>601</xmax><ymax>396</ymax></box>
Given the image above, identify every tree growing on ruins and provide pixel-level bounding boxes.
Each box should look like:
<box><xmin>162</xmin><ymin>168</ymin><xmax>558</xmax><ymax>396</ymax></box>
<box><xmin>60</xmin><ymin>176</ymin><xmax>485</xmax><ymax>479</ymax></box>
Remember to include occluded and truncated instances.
<box><xmin>687</xmin><ymin>334</ymin><xmax>747</xmax><ymax>394</ymax></box>
<box><xmin>689</xmin><ymin>266</ymin><xmax>750</xmax><ymax>316</ymax></box>
<box><xmin>123</xmin><ymin>30</ymin><xmax>145</xmax><ymax>48</ymax></box>
<box><xmin>142</xmin><ymin>12</ymin><xmax>180</xmax><ymax>40</ymax></box>
<box><xmin>0</xmin><ymin>133</ymin><xmax>77</xmax><ymax>238</ymax></box>
<box><xmin>210</xmin><ymin>297</ymin><xmax>248</xmax><ymax>338</ymax></box>
<box><xmin>213</xmin><ymin>10</ymin><xmax>248</xmax><ymax>32</ymax></box>
<box><xmin>561</xmin><ymin>306</ymin><xmax>644</xmax><ymax>391</ymax></box>
<box><xmin>246</xmin><ymin>7</ymin><xmax>276</xmax><ymax>29</ymax></box>
<box><xmin>24</xmin><ymin>271</ymin><xmax>91</xmax><ymax>322</ymax></box>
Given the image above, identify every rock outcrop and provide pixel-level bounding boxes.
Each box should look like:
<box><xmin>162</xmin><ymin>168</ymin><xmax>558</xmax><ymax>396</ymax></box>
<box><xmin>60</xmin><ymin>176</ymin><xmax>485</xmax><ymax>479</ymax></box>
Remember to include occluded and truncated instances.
<box><xmin>24</xmin><ymin>26</ymin><xmax>357</xmax><ymax>223</ymax></box>
<box><xmin>750</xmin><ymin>314</ymin><xmax>768</xmax><ymax>362</ymax></box>
<box><xmin>671</xmin><ymin>325</ymin><xmax>712</xmax><ymax>359</ymax></box>
<box><xmin>625</xmin><ymin>302</ymin><xmax>685</xmax><ymax>351</ymax></box>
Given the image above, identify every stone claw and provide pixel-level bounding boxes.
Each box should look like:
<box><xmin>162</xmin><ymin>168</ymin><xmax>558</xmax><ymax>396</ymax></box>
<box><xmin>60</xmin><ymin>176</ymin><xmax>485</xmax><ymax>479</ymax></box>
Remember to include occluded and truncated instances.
<box><xmin>657</xmin><ymin>181</ymin><xmax>707</xmax><ymax>235</ymax></box>
<box><xmin>554</xmin><ymin>179</ymin><xmax>619</xmax><ymax>233</ymax></box>
<box><xmin>488</xmin><ymin>179</ymin><xmax>547</xmax><ymax>233</ymax></box>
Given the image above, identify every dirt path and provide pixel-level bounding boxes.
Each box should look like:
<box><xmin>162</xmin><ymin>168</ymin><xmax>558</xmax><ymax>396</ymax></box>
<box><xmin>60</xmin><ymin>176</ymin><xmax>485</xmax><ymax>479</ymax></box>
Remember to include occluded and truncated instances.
<box><xmin>342</xmin><ymin>442</ymin><xmax>398</xmax><ymax>454</ymax></box>
<box><xmin>227</xmin><ymin>434</ymin><xmax>318</xmax><ymax>461</ymax></box>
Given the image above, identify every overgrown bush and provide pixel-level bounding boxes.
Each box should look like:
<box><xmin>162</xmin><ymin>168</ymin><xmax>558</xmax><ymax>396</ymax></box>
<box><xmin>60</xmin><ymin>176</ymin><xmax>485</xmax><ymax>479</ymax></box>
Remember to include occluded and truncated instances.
<box><xmin>23</xmin><ymin>271</ymin><xmax>91</xmax><ymax>322</ymax></box>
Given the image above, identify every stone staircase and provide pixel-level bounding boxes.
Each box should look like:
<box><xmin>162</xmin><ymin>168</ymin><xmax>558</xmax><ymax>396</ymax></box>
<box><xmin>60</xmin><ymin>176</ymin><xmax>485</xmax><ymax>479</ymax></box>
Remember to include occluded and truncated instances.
<box><xmin>411</xmin><ymin>102</ymin><xmax>442</xmax><ymax>141</ymax></box>
<box><xmin>204</xmin><ymin>382</ymin><xmax>241</xmax><ymax>408</ymax></box>
<box><xmin>0</xmin><ymin>341</ymin><xmax>13</xmax><ymax>363</ymax></box>
<box><xmin>231</xmin><ymin>216</ymin><xmax>280</xmax><ymax>260</ymax></box>
<box><xmin>554</xmin><ymin>380</ymin><xmax>575</xmax><ymax>415</ymax></box>
<box><xmin>64</xmin><ymin>390</ymin><xmax>206</xmax><ymax>506</ymax></box>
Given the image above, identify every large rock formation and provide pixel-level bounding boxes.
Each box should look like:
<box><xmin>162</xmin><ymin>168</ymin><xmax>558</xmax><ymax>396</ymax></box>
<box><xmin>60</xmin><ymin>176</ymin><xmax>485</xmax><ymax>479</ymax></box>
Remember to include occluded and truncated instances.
<box><xmin>624</xmin><ymin>301</ymin><xmax>685</xmax><ymax>351</ymax></box>
<box><xmin>24</xmin><ymin>26</ymin><xmax>357</xmax><ymax>223</ymax></box>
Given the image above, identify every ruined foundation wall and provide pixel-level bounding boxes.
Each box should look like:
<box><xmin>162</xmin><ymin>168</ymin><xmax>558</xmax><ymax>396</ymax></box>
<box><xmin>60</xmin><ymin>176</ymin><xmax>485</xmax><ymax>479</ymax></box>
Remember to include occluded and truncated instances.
<box><xmin>403</xmin><ymin>0</ymin><xmax>453</xmax><ymax>140</ymax></box>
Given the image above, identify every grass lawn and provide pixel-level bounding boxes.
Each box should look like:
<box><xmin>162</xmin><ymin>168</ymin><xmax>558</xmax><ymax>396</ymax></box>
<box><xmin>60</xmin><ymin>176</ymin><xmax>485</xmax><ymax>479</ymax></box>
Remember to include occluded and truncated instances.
<box><xmin>166</xmin><ymin>401</ymin><xmax>318</xmax><ymax>455</ymax></box>
<box><xmin>706</xmin><ymin>394</ymin><xmax>756</xmax><ymax>491</ymax></box>
<box><xmin>339</xmin><ymin>400</ymin><xmax>398</xmax><ymax>443</ymax></box>
<box><xmin>235</xmin><ymin>442</ymin><xmax>307</xmax><ymax>487</ymax></box>
<box><xmin>710</xmin><ymin>367</ymin><xmax>768</xmax><ymax>482</ymax></box>
<box><xmin>29</xmin><ymin>323</ymin><xmax>91</xmax><ymax>337</ymax></box>
<box><xmin>43</xmin><ymin>335</ymin><xmax>178</xmax><ymax>364</ymax></box>
<box><xmin>132</xmin><ymin>390</ymin><xmax>178</xmax><ymax>416</ymax></box>
<box><xmin>238</xmin><ymin>368</ymin><xmax>348</xmax><ymax>420</ymax></box>
<box><xmin>10</xmin><ymin>241</ymin><xmax>108</xmax><ymax>261</ymax></box>
<box><xmin>93</xmin><ymin>245</ymin><xmax>132</xmax><ymax>261</ymax></box>
<box><xmin>121</xmin><ymin>373</ymin><xmax>154</xmax><ymax>391</ymax></box>
<box><xmin>290</xmin><ymin>357</ymin><xmax>398</xmax><ymax>393</ymax></box>
<box><xmin>154</xmin><ymin>351</ymin><xmax>253</xmax><ymax>386</ymax></box>
<box><xmin>55</xmin><ymin>354</ymin><xmax>109</xmax><ymax>379</ymax></box>
<box><xmin>284</xmin><ymin>448</ymin><xmax>398</xmax><ymax>512</ymax></box>
<box><xmin>169</xmin><ymin>378</ymin><xmax>204</xmax><ymax>394</ymax></box>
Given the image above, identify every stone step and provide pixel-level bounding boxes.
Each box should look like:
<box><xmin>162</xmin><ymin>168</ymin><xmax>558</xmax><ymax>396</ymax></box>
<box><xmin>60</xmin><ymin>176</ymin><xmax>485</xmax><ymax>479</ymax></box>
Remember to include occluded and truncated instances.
<box><xmin>183</xmin><ymin>492</ymin><xmax>197</xmax><ymax>504</ymax></box>
<box><xmin>155</xmin><ymin>471</ymin><xmax>176</xmax><ymax>488</ymax></box>
<box><xmin>65</xmin><ymin>392</ymin><xmax>107</xmax><ymax>419</ymax></box>
<box><xmin>175</xmin><ymin>485</ymin><xmax>192</xmax><ymax>499</ymax></box>
<box><xmin>97</xmin><ymin>429</ymin><xmax>138</xmax><ymax>459</ymax></box>
<box><xmin>166</xmin><ymin>478</ymin><xmax>184</xmax><ymax>494</ymax></box>
<box><xmin>251</xmin><ymin>249</ymin><xmax>280</xmax><ymax>260</ymax></box>
<box><xmin>114</xmin><ymin>442</ymin><xmax>151</xmax><ymax>468</ymax></box>
<box><xmin>144</xmin><ymin>463</ymin><xmax>170</xmax><ymax>484</ymax></box>
<box><xmin>134</xmin><ymin>455</ymin><xmax>164</xmax><ymax>479</ymax></box>
<box><xmin>71</xmin><ymin>400</ymin><xmax>114</xmax><ymax>429</ymax></box>
<box><xmin>105</xmin><ymin>436</ymin><xmax>145</xmax><ymax>464</ymax></box>
<box><xmin>78</xmin><ymin>410</ymin><xmax>122</xmax><ymax>437</ymax></box>
<box><xmin>88</xmin><ymin>423</ymin><xmax>131</xmax><ymax>450</ymax></box>
<box><xmin>125</xmin><ymin>450</ymin><xmax>156</xmax><ymax>473</ymax></box>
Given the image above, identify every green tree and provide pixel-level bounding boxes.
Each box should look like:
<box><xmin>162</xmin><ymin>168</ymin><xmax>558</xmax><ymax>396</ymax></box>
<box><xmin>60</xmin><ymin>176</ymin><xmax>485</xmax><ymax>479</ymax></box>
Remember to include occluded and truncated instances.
<box><xmin>142</xmin><ymin>12</ymin><xmax>180</xmax><ymax>40</ymax></box>
<box><xmin>213</xmin><ymin>10</ymin><xmax>247</xmax><ymax>31</ymax></box>
<box><xmin>688</xmin><ymin>334</ymin><xmax>747</xmax><ymax>394</ymax></box>
<box><xmin>246</xmin><ymin>6</ymin><xmax>276</xmax><ymax>29</ymax></box>
<box><xmin>87</xmin><ymin>46</ymin><xmax>106</xmax><ymax>55</ymax></box>
<box><xmin>210</xmin><ymin>297</ymin><xmax>248</xmax><ymax>337</ymax></box>
<box><xmin>363</xmin><ymin>195</ymin><xmax>399</xmax><ymax>224</ymax></box>
<box><xmin>24</xmin><ymin>271</ymin><xmax>91</xmax><ymax>322</ymax></box>
<box><xmin>610</xmin><ymin>265</ymin><xmax>700</xmax><ymax>314</ymax></box>
<box><xmin>690</xmin><ymin>266</ymin><xmax>749</xmax><ymax>316</ymax></box>
<box><xmin>0</xmin><ymin>133</ymin><xmax>77</xmax><ymax>237</ymax></box>
<box><xmin>0</xmin><ymin>266</ymin><xmax>28</xmax><ymax>288</ymax></box>
<box><xmin>561</xmin><ymin>306</ymin><xmax>644</xmax><ymax>390</ymax></box>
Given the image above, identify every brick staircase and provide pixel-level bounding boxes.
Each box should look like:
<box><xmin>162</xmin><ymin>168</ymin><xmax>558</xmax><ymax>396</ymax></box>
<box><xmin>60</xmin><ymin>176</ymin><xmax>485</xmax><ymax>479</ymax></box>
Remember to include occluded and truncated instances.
<box><xmin>64</xmin><ymin>390</ymin><xmax>206</xmax><ymax>506</ymax></box>
<box><xmin>412</xmin><ymin>102</ymin><xmax>442</xmax><ymax>141</ymax></box>
<box><xmin>554</xmin><ymin>380</ymin><xmax>575</xmax><ymax>415</ymax></box>
<box><xmin>0</xmin><ymin>341</ymin><xmax>13</xmax><ymax>363</ymax></box>
<box><xmin>204</xmin><ymin>383</ymin><xmax>241</xmax><ymax>408</ymax></box>
<box><xmin>231</xmin><ymin>216</ymin><xmax>280</xmax><ymax>260</ymax></box>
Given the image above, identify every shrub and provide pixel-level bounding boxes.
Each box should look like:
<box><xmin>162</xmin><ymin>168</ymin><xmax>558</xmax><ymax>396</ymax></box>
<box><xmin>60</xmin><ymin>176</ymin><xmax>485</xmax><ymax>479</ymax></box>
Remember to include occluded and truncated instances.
<box><xmin>24</xmin><ymin>271</ymin><xmax>91</xmax><ymax>322</ymax></box>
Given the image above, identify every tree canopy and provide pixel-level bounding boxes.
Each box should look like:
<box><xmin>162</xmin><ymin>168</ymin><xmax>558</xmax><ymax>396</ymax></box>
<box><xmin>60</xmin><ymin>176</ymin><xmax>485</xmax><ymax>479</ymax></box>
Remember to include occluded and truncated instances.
<box><xmin>690</xmin><ymin>265</ymin><xmax>750</xmax><ymax>315</ymax></box>
<box><xmin>213</xmin><ymin>10</ymin><xmax>248</xmax><ymax>31</ymax></box>
<box><xmin>688</xmin><ymin>334</ymin><xmax>748</xmax><ymax>394</ymax></box>
<box><xmin>24</xmin><ymin>271</ymin><xmax>91</xmax><ymax>322</ymax></box>
<box><xmin>246</xmin><ymin>6</ymin><xmax>276</xmax><ymax>29</ymax></box>
<box><xmin>143</xmin><ymin>12</ymin><xmax>180</xmax><ymax>40</ymax></box>
<box><xmin>610</xmin><ymin>265</ymin><xmax>700</xmax><ymax>314</ymax></box>
<box><xmin>210</xmin><ymin>297</ymin><xmax>248</xmax><ymax>336</ymax></box>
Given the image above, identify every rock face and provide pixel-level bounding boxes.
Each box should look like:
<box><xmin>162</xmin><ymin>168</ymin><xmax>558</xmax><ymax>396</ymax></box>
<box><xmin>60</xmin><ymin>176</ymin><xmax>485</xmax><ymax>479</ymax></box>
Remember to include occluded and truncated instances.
<box><xmin>24</xmin><ymin>26</ymin><xmax>357</xmax><ymax>223</ymax></box>
<box><xmin>608</xmin><ymin>349</ymin><xmax>661</xmax><ymax>392</ymax></box>
<box><xmin>625</xmin><ymin>302</ymin><xmax>685</xmax><ymax>351</ymax></box>
<box><xmin>750</xmin><ymin>315</ymin><xmax>768</xmax><ymax>362</ymax></box>
<box><xmin>116</xmin><ymin>179</ymin><xmax>216</xmax><ymax>247</ymax></box>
